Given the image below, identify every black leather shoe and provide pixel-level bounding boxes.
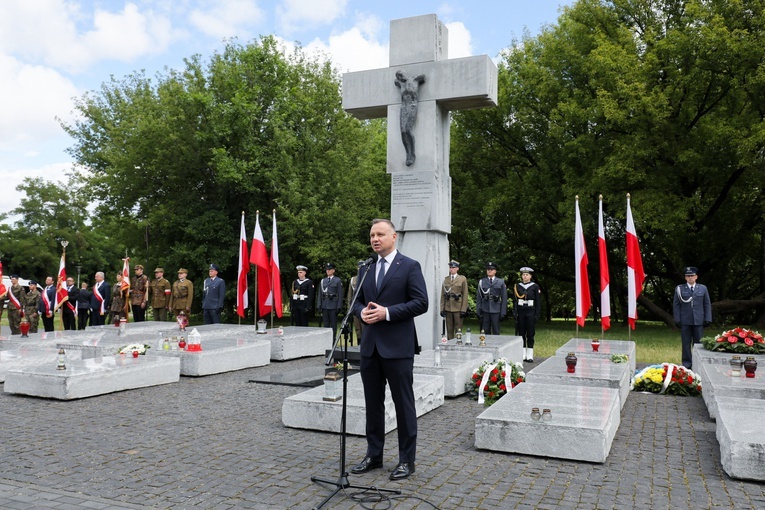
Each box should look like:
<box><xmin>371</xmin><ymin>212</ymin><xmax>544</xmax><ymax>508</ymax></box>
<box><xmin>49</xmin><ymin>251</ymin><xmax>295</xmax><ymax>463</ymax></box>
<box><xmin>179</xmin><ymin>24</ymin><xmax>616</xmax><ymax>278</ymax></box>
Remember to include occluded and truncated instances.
<box><xmin>351</xmin><ymin>456</ymin><xmax>383</xmax><ymax>474</ymax></box>
<box><xmin>389</xmin><ymin>462</ymin><xmax>415</xmax><ymax>480</ymax></box>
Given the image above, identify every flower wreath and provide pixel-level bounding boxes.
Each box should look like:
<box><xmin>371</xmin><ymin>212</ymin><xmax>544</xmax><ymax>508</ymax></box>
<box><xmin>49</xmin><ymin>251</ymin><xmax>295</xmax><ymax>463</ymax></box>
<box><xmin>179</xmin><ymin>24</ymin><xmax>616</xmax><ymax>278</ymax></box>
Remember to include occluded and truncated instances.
<box><xmin>631</xmin><ymin>363</ymin><xmax>701</xmax><ymax>396</ymax></box>
<box><xmin>467</xmin><ymin>358</ymin><xmax>525</xmax><ymax>406</ymax></box>
<box><xmin>118</xmin><ymin>343</ymin><xmax>151</xmax><ymax>355</ymax></box>
<box><xmin>701</xmin><ymin>328</ymin><xmax>765</xmax><ymax>355</ymax></box>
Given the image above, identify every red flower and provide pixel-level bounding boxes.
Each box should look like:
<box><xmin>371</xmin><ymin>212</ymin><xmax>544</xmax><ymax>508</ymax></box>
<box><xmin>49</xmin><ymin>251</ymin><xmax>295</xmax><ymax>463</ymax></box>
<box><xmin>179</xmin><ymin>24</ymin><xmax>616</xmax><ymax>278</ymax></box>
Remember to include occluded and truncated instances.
<box><xmin>735</xmin><ymin>327</ymin><xmax>744</xmax><ymax>333</ymax></box>
<box><xmin>740</xmin><ymin>331</ymin><xmax>749</xmax><ymax>339</ymax></box>
<box><xmin>517</xmin><ymin>377</ymin><xmax>523</xmax><ymax>383</ymax></box>
<box><xmin>687</xmin><ymin>375</ymin><xmax>693</xmax><ymax>384</ymax></box>
<box><xmin>487</xmin><ymin>391</ymin><xmax>494</xmax><ymax>398</ymax></box>
<box><xmin>745</xmin><ymin>338</ymin><xmax>754</xmax><ymax>346</ymax></box>
<box><xmin>490</xmin><ymin>375</ymin><xmax>498</xmax><ymax>382</ymax></box>
<box><xmin>728</xmin><ymin>336</ymin><xmax>738</xmax><ymax>343</ymax></box>
<box><xmin>473</xmin><ymin>373</ymin><xmax>481</xmax><ymax>380</ymax></box>
<box><xmin>499</xmin><ymin>383</ymin><xmax>507</xmax><ymax>391</ymax></box>
<box><xmin>716</xmin><ymin>336</ymin><xmax>725</xmax><ymax>343</ymax></box>
<box><xmin>491</xmin><ymin>368</ymin><xmax>499</xmax><ymax>375</ymax></box>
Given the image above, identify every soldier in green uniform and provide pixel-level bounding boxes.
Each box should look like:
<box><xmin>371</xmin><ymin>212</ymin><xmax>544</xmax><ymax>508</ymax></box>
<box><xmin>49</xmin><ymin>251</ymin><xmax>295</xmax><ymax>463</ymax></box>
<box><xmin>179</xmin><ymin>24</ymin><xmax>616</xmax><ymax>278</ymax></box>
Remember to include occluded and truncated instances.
<box><xmin>7</xmin><ymin>275</ymin><xmax>27</xmax><ymax>335</ymax></box>
<box><xmin>170</xmin><ymin>268</ymin><xmax>194</xmax><ymax>317</ymax></box>
<box><xmin>24</xmin><ymin>280</ymin><xmax>42</xmax><ymax>333</ymax></box>
<box><xmin>130</xmin><ymin>264</ymin><xmax>149</xmax><ymax>322</ymax></box>
<box><xmin>109</xmin><ymin>273</ymin><xmax>128</xmax><ymax>323</ymax></box>
<box><xmin>149</xmin><ymin>267</ymin><xmax>171</xmax><ymax>321</ymax></box>
<box><xmin>440</xmin><ymin>260</ymin><xmax>469</xmax><ymax>340</ymax></box>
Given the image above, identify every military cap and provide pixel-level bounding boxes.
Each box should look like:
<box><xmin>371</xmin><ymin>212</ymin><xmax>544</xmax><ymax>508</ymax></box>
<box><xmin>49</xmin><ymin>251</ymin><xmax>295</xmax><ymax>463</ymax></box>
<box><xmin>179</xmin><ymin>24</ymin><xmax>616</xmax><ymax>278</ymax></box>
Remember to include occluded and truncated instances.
<box><xmin>29</xmin><ymin>280</ymin><xmax>38</xmax><ymax>285</ymax></box>
<box><xmin>520</xmin><ymin>267</ymin><xmax>534</xmax><ymax>273</ymax></box>
<box><xmin>209</xmin><ymin>264</ymin><xmax>220</xmax><ymax>271</ymax></box>
<box><xmin>10</xmin><ymin>274</ymin><xmax>19</xmax><ymax>279</ymax></box>
<box><xmin>485</xmin><ymin>262</ymin><xmax>498</xmax><ymax>270</ymax></box>
<box><xmin>684</xmin><ymin>266</ymin><xmax>698</xmax><ymax>276</ymax></box>
<box><xmin>448</xmin><ymin>260</ymin><xmax>460</xmax><ymax>268</ymax></box>
<box><xmin>296</xmin><ymin>265</ymin><xmax>308</xmax><ymax>271</ymax></box>
<box><xmin>325</xmin><ymin>263</ymin><xmax>336</xmax><ymax>270</ymax></box>
<box><xmin>177</xmin><ymin>268</ymin><xmax>188</xmax><ymax>274</ymax></box>
<box><xmin>154</xmin><ymin>267</ymin><xmax>164</xmax><ymax>273</ymax></box>
<box><xmin>134</xmin><ymin>264</ymin><xmax>144</xmax><ymax>270</ymax></box>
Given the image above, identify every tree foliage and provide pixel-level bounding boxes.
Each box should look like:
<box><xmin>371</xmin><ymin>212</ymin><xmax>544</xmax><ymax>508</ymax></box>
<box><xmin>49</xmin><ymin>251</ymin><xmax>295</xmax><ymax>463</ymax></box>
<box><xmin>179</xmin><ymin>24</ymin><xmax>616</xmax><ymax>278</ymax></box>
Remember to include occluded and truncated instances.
<box><xmin>451</xmin><ymin>0</ymin><xmax>765</xmax><ymax>325</ymax></box>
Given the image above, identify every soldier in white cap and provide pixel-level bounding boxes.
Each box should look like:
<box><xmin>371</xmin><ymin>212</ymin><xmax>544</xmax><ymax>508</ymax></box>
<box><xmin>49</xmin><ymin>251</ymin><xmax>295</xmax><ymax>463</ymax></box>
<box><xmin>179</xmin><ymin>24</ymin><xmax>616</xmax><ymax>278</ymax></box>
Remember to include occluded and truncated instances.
<box><xmin>513</xmin><ymin>267</ymin><xmax>542</xmax><ymax>362</ymax></box>
<box><xmin>291</xmin><ymin>265</ymin><xmax>314</xmax><ymax>327</ymax></box>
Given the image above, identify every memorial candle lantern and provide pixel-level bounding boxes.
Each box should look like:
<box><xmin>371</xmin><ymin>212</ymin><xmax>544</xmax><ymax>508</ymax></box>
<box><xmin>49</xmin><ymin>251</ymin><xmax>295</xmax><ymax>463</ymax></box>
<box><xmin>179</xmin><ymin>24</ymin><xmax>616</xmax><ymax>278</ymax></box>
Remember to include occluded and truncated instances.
<box><xmin>730</xmin><ymin>355</ymin><xmax>743</xmax><ymax>377</ymax></box>
<box><xmin>565</xmin><ymin>352</ymin><xmax>578</xmax><ymax>373</ymax></box>
<box><xmin>530</xmin><ymin>408</ymin><xmax>541</xmax><ymax>421</ymax></box>
<box><xmin>322</xmin><ymin>371</ymin><xmax>342</xmax><ymax>402</ymax></box>
<box><xmin>542</xmin><ymin>409</ymin><xmax>552</xmax><ymax>421</ymax></box>
<box><xmin>455</xmin><ymin>328</ymin><xmax>462</xmax><ymax>345</ymax></box>
<box><xmin>744</xmin><ymin>356</ymin><xmax>758</xmax><ymax>378</ymax></box>
<box><xmin>56</xmin><ymin>348</ymin><xmax>67</xmax><ymax>370</ymax></box>
<box><xmin>434</xmin><ymin>346</ymin><xmax>442</xmax><ymax>368</ymax></box>
<box><xmin>132</xmin><ymin>350</ymin><xmax>139</xmax><ymax>358</ymax></box>
<box><xmin>257</xmin><ymin>319</ymin><xmax>267</xmax><ymax>334</ymax></box>
<box><xmin>119</xmin><ymin>318</ymin><xmax>127</xmax><ymax>336</ymax></box>
<box><xmin>19</xmin><ymin>316</ymin><xmax>31</xmax><ymax>337</ymax></box>
<box><xmin>464</xmin><ymin>327</ymin><xmax>472</xmax><ymax>346</ymax></box>
<box><xmin>178</xmin><ymin>336</ymin><xmax>186</xmax><ymax>350</ymax></box>
<box><xmin>479</xmin><ymin>330</ymin><xmax>486</xmax><ymax>347</ymax></box>
<box><xmin>591</xmin><ymin>338</ymin><xmax>600</xmax><ymax>352</ymax></box>
<box><xmin>186</xmin><ymin>328</ymin><xmax>202</xmax><ymax>351</ymax></box>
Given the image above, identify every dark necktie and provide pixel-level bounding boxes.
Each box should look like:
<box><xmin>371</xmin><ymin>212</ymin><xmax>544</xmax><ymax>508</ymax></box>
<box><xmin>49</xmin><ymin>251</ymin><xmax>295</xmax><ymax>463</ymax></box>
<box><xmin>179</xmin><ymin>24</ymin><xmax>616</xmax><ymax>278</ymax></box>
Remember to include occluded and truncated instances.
<box><xmin>377</xmin><ymin>258</ymin><xmax>386</xmax><ymax>291</ymax></box>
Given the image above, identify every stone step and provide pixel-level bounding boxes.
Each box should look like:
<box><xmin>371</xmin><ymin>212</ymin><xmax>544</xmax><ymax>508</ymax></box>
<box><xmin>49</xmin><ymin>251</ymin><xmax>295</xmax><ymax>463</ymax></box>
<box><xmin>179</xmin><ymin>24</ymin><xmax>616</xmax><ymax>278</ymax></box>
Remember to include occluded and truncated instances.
<box><xmin>4</xmin><ymin>355</ymin><xmax>180</xmax><ymax>400</ymax></box>
<box><xmin>715</xmin><ymin>397</ymin><xmax>765</xmax><ymax>482</ymax></box>
<box><xmin>475</xmin><ymin>382</ymin><xmax>621</xmax><ymax>463</ymax></box>
<box><xmin>438</xmin><ymin>334</ymin><xmax>523</xmax><ymax>363</ymax></box>
<box><xmin>525</xmin><ymin>354</ymin><xmax>631</xmax><ymax>409</ymax></box>
<box><xmin>692</xmin><ymin>344</ymin><xmax>765</xmax><ymax>372</ymax></box>
<box><xmin>697</xmin><ymin>362</ymin><xmax>765</xmax><ymax>420</ymax></box>
<box><xmin>556</xmin><ymin>338</ymin><xmax>636</xmax><ymax>375</ymax></box>
<box><xmin>200</xmin><ymin>325</ymin><xmax>332</xmax><ymax>360</ymax></box>
<box><xmin>281</xmin><ymin>373</ymin><xmax>444</xmax><ymax>435</ymax></box>
<box><xmin>414</xmin><ymin>348</ymin><xmax>494</xmax><ymax>396</ymax></box>
<box><xmin>149</xmin><ymin>337</ymin><xmax>271</xmax><ymax>376</ymax></box>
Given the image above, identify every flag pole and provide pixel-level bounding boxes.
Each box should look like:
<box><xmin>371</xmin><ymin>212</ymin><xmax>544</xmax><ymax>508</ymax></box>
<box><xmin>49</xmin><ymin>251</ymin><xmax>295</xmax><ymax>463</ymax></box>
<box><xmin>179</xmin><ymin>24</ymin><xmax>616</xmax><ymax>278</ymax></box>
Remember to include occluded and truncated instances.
<box><xmin>270</xmin><ymin>209</ymin><xmax>276</xmax><ymax>330</ymax></box>
<box><xmin>59</xmin><ymin>240</ymin><xmax>68</xmax><ymax>329</ymax></box>
<box><xmin>254</xmin><ymin>210</ymin><xmax>259</xmax><ymax>326</ymax></box>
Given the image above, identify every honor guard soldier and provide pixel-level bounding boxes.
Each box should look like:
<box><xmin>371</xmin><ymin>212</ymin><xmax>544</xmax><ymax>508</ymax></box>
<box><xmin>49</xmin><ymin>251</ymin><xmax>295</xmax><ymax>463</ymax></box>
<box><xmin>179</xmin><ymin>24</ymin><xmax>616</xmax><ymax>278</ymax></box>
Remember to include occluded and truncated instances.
<box><xmin>513</xmin><ymin>267</ymin><xmax>542</xmax><ymax>362</ymax></box>
<box><xmin>130</xmin><ymin>265</ymin><xmax>149</xmax><ymax>322</ymax></box>
<box><xmin>24</xmin><ymin>280</ymin><xmax>41</xmax><ymax>333</ymax></box>
<box><xmin>673</xmin><ymin>266</ymin><xmax>712</xmax><ymax>369</ymax></box>
<box><xmin>291</xmin><ymin>265</ymin><xmax>314</xmax><ymax>327</ymax></box>
<box><xmin>170</xmin><ymin>268</ymin><xmax>194</xmax><ymax>317</ymax></box>
<box><xmin>476</xmin><ymin>261</ymin><xmax>508</xmax><ymax>335</ymax></box>
<box><xmin>440</xmin><ymin>260</ymin><xmax>469</xmax><ymax>340</ymax></box>
<box><xmin>318</xmin><ymin>263</ymin><xmax>344</xmax><ymax>337</ymax></box>
<box><xmin>7</xmin><ymin>275</ymin><xmax>26</xmax><ymax>335</ymax></box>
<box><xmin>149</xmin><ymin>268</ymin><xmax>172</xmax><ymax>321</ymax></box>
<box><xmin>202</xmin><ymin>264</ymin><xmax>226</xmax><ymax>324</ymax></box>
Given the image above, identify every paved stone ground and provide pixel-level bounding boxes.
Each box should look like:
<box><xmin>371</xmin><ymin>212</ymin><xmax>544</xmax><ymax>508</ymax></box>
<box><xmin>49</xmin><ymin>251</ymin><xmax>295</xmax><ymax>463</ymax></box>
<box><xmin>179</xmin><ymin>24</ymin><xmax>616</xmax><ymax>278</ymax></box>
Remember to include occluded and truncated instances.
<box><xmin>0</xmin><ymin>356</ymin><xmax>763</xmax><ymax>510</ymax></box>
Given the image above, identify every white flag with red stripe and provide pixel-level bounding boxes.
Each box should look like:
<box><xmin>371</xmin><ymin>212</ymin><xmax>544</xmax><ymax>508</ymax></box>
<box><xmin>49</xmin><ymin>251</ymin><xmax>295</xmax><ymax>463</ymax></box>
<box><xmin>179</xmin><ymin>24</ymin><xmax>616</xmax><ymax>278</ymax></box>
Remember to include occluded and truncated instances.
<box><xmin>0</xmin><ymin>261</ymin><xmax>6</xmax><ymax>300</ymax></box>
<box><xmin>626</xmin><ymin>194</ymin><xmax>645</xmax><ymax>330</ymax></box>
<box><xmin>598</xmin><ymin>196</ymin><xmax>611</xmax><ymax>331</ymax></box>
<box><xmin>270</xmin><ymin>211</ymin><xmax>283</xmax><ymax>318</ymax></box>
<box><xmin>575</xmin><ymin>197</ymin><xmax>591</xmax><ymax>327</ymax></box>
<box><xmin>54</xmin><ymin>252</ymin><xmax>68</xmax><ymax>312</ymax></box>
<box><xmin>237</xmin><ymin>213</ymin><xmax>250</xmax><ymax>318</ymax></box>
<box><xmin>249</xmin><ymin>211</ymin><xmax>272</xmax><ymax>317</ymax></box>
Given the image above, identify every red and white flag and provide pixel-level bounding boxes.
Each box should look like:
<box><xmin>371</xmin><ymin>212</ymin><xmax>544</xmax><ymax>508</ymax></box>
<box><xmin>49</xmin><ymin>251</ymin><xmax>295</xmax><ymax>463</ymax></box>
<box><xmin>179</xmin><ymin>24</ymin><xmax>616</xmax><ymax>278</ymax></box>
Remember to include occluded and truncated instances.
<box><xmin>598</xmin><ymin>196</ymin><xmax>611</xmax><ymax>331</ymax></box>
<box><xmin>249</xmin><ymin>211</ymin><xmax>272</xmax><ymax>317</ymax></box>
<box><xmin>0</xmin><ymin>261</ymin><xmax>6</xmax><ymax>299</ymax></box>
<box><xmin>575</xmin><ymin>197</ymin><xmax>591</xmax><ymax>327</ymax></box>
<box><xmin>54</xmin><ymin>252</ymin><xmax>69</xmax><ymax>312</ymax></box>
<box><xmin>626</xmin><ymin>194</ymin><xmax>645</xmax><ymax>330</ymax></box>
<box><xmin>270</xmin><ymin>211</ymin><xmax>283</xmax><ymax>318</ymax></box>
<box><xmin>121</xmin><ymin>258</ymin><xmax>131</xmax><ymax>321</ymax></box>
<box><xmin>237</xmin><ymin>213</ymin><xmax>250</xmax><ymax>318</ymax></box>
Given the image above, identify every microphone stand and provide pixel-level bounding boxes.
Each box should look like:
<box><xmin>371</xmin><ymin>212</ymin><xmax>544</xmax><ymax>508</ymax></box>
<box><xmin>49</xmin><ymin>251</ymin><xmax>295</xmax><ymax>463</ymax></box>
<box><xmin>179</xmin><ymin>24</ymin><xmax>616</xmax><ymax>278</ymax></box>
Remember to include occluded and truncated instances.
<box><xmin>310</xmin><ymin>260</ymin><xmax>400</xmax><ymax>509</ymax></box>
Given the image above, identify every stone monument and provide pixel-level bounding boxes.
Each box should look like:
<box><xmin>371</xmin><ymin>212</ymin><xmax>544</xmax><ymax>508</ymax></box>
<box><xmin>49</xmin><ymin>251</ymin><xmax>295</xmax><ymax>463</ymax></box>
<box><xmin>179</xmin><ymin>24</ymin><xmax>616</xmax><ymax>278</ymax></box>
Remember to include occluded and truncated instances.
<box><xmin>342</xmin><ymin>14</ymin><xmax>498</xmax><ymax>347</ymax></box>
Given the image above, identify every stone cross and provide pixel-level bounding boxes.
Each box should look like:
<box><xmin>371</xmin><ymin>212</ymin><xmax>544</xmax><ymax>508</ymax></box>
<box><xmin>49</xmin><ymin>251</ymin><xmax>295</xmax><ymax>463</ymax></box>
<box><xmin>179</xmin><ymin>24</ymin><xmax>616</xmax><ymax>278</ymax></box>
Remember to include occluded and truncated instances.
<box><xmin>343</xmin><ymin>14</ymin><xmax>498</xmax><ymax>347</ymax></box>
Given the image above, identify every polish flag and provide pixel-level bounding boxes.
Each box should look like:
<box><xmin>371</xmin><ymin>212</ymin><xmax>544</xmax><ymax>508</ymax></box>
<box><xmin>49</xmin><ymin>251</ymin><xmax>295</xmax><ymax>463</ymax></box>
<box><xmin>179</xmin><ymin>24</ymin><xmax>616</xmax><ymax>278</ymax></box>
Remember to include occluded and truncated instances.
<box><xmin>575</xmin><ymin>197</ymin><xmax>591</xmax><ymax>327</ymax></box>
<box><xmin>249</xmin><ymin>211</ymin><xmax>272</xmax><ymax>317</ymax></box>
<box><xmin>237</xmin><ymin>212</ymin><xmax>250</xmax><ymax>318</ymax></box>
<box><xmin>270</xmin><ymin>211</ymin><xmax>283</xmax><ymax>318</ymax></box>
<box><xmin>598</xmin><ymin>196</ymin><xmax>611</xmax><ymax>331</ymax></box>
<box><xmin>54</xmin><ymin>252</ymin><xmax>69</xmax><ymax>312</ymax></box>
<box><xmin>626</xmin><ymin>194</ymin><xmax>645</xmax><ymax>330</ymax></box>
<box><xmin>0</xmin><ymin>261</ymin><xmax>6</xmax><ymax>299</ymax></box>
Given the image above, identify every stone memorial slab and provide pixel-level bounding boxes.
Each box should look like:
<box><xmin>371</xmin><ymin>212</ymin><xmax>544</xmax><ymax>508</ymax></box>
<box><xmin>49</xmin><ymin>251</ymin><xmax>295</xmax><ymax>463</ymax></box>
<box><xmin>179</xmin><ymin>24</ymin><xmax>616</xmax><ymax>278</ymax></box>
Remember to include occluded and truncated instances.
<box><xmin>715</xmin><ymin>397</ymin><xmax>765</xmax><ymax>482</ymax></box>
<box><xmin>414</xmin><ymin>348</ymin><xmax>492</xmax><ymax>396</ymax></box>
<box><xmin>697</xmin><ymin>362</ymin><xmax>765</xmax><ymax>420</ymax></box>
<box><xmin>195</xmin><ymin>324</ymin><xmax>332</xmax><ymax>360</ymax></box>
<box><xmin>281</xmin><ymin>373</ymin><xmax>444</xmax><ymax>435</ymax></box>
<box><xmin>525</xmin><ymin>355</ymin><xmax>631</xmax><ymax>409</ymax></box>
<box><xmin>4</xmin><ymin>355</ymin><xmax>180</xmax><ymax>400</ymax></box>
<box><xmin>556</xmin><ymin>338</ymin><xmax>636</xmax><ymax>375</ymax></box>
<box><xmin>692</xmin><ymin>344</ymin><xmax>765</xmax><ymax>372</ymax></box>
<box><xmin>441</xmin><ymin>334</ymin><xmax>524</xmax><ymax>364</ymax></box>
<box><xmin>0</xmin><ymin>347</ymin><xmax>83</xmax><ymax>383</ymax></box>
<box><xmin>475</xmin><ymin>382</ymin><xmax>621</xmax><ymax>463</ymax></box>
<box><xmin>150</xmin><ymin>337</ymin><xmax>270</xmax><ymax>376</ymax></box>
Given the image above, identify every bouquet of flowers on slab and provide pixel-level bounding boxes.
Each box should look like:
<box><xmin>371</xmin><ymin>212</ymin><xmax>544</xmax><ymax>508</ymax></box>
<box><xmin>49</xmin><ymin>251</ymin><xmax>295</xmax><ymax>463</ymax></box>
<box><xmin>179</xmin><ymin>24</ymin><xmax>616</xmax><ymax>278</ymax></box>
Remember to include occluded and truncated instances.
<box><xmin>701</xmin><ymin>328</ymin><xmax>765</xmax><ymax>355</ymax></box>
<box><xmin>118</xmin><ymin>343</ymin><xmax>151</xmax><ymax>355</ymax></box>
<box><xmin>631</xmin><ymin>363</ymin><xmax>701</xmax><ymax>396</ymax></box>
<box><xmin>467</xmin><ymin>358</ymin><xmax>525</xmax><ymax>406</ymax></box>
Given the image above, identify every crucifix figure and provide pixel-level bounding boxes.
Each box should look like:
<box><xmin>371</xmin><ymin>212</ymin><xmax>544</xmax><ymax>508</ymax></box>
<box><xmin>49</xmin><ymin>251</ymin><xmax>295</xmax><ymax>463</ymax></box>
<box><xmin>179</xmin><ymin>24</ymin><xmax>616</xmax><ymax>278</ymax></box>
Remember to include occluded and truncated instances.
<box><xmin>343</xmin><ymin>14</ymin><xmax>498</xmax><ymax>347</ymax></box>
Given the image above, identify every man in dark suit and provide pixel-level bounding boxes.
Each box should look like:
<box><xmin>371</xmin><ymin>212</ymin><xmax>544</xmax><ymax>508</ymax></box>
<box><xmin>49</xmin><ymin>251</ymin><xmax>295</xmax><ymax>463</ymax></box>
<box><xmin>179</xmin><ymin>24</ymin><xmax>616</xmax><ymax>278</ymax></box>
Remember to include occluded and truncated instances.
<box><xmin>351</xmin><ymin>219</ymin><xmax>428</xmax><ymax>481</ymax></box>
<box><xmin>62</xmin><ymin>277</ymin><xmax>78</xmax><ymax>330</ymax></box>
<box><xmin>673</xmin><ymin>266</ymin><xmax>712</xmax><ymax>369</ymax></box>
<box><xmin>39</xmin><ymin>276</ymin><xmax>57</xmax><ymax>332</ymax></box>
<box><xmin>90</xmin><ymin>272</ymin><xmax>111</xmax><ymax>326</ymax></box>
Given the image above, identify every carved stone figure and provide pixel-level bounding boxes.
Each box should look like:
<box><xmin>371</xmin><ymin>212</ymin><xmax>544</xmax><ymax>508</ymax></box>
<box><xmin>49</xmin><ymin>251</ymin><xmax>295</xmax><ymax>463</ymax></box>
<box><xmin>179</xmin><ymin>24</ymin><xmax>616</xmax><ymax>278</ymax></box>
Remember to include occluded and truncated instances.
<box><xmin>395</xmin><ymin>70</ymin><xmax>426</xmax><ymax>166</ymax></box>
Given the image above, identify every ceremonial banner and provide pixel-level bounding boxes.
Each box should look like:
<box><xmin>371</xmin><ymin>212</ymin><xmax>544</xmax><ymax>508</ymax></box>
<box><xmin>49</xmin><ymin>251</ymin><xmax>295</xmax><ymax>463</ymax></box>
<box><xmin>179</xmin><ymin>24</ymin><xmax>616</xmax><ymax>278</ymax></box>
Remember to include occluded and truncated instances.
<box><xmin>270</xmin><ymin>212</ymin><xmax>283</xmax><ymax>318</ymax></box>
<box><xmin>237</xmin><ymin>212</ymin><xmax>249</xmax><ymax>318</ymax></box>
<box><xmin>574</xmin><ymin>197</ymin><xmax>591</xmax><ymax>327</ymax></box>
<box><xmin>250</xmin><ymin>212</ymin><xmax>272</xmax><ymax>316</ymax></box>
<box><xmin>598</xmin><ymin>196</ymin><xmax>611</xmax><ymax>331</ymax></box>
<box><xmin>626</xmin><ymin>194</ymin><xmax>645</xmax><ymax>330</ymax></box>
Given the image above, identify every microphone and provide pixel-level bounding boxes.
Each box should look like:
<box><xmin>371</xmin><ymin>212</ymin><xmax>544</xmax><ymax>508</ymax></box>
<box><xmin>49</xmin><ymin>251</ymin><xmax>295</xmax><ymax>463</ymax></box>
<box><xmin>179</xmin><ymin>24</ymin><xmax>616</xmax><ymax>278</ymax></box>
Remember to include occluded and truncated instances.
<box><xmin>362</xmin><ymin>256</ymin><xmax>376</xmax><ymax>266</ymax></box>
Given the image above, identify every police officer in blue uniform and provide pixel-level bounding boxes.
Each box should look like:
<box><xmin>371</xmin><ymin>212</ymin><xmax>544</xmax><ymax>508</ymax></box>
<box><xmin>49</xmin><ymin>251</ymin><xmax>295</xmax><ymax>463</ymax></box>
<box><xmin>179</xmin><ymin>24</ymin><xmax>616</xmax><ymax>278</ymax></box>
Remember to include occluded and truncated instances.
<box><xmin>673</xmin><ymin>266</ymin><xmax>712</xmax><ymax>369</ymax></box>
<box><xmin>476</xmin><ymin>261</ymin><xmax>508</xmax><ymax>335</ymax></box>
<box><xmin>318</xmin><ymin>263</ymin><xmax>343</xmax><ymax>337</ymax></box>
<box><xmin>202</xmin><ymin>264</ymin><xmax>226</xmax><ymax>324</ymax></box>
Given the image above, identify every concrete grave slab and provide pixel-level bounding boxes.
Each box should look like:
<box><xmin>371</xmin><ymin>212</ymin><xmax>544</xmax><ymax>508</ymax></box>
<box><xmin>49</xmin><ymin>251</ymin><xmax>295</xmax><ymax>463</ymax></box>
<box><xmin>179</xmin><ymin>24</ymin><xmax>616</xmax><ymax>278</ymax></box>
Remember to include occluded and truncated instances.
<box><xmin>440</xmin><ymin>334</ymin><xmax>524</xmax><ymax>364</ymax></box>
<box><xmin>150</xmin><ymin>337</ymin><xmax>270</xmax><ymax>376</ymax></box>
<box><xmin>697</xmin><ymin>362</ymin><xmax>765</xmax><ymax>420</ymax></box>
<box><xmin>196</xmin><ymin>325</ymin><xmax>333</xmax><ymax>361</ymax></box>
<box><xmin>556</xmin><ymin>338</ymin><xmax>636</xmax><ymax>375</ymax></box>
<box><xmin>692</xmin><ymin>344</ymin><xmax>765</xmax><ymax>372</ymax></box>
<box><xmin>716</xmin><ymin>397</ymin><xmax>765</xmax><ymax>482</ymax></box>
<box><xmin>414</xmin><ymin>348</ymin><xmax>492</xmax><ymax>396</ymax></box>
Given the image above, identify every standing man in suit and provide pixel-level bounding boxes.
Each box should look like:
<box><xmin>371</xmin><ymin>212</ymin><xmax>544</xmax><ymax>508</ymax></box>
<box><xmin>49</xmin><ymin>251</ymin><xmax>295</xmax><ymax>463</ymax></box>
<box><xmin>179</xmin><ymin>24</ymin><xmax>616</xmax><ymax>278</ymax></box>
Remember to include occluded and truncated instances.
<box><xmin>351</xmin><ymin>219</ymin><xmax>428</xmax><ymax>481</ymax></box>
<box><xmin>673</xmin><ymin>266</ymin><xmax>712</xmax><ymax>369</ymax></box>
<box><xmin>476</xmin><ymin>261</ymin><xmax>508</xmax><ymax>335</ymax></box>
<box><xmin>90</xmin><ymin>271</ymin><xmax>111</xmax><ymax>326</ymax></box>
<box><xmin>202</xmin><ymin>264</ymin><xmax>225</xmax><ymax>324</ymax></box>
<box><xmin>77</xmin><ymin>282</ymin><xmax>92</xmax><ymax>329</ymax></box>
<box><xmin>290</xmin><ymin>265</ymin><xmax>314</xmax><ymax>327</ymax></box>
<box><xmin>318</xmin><ymin>262</ymin><xmax>343</xmax><ymax>337</ymax></box>
<box><xmin>39</xmin><ymin>276</ymin><xmax>57</xmax><ymax>332</ymax></box>
<box><xmin>440</xmin><ymin>260</ymin><xmax>469</xmax><ymax>340</ymax></box>
<box><xmin>62</xmin><ymin>277</ymin><xmax>78</xmax><ymax>330</ymax></box>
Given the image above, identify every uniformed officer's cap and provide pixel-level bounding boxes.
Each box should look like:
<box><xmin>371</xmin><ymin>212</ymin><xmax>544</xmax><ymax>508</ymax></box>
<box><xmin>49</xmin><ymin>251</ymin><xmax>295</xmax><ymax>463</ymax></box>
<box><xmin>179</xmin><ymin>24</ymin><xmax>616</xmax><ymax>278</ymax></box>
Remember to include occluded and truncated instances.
<box><xmin>209</xmin><ymin>264</ymin><xmax>219</xmax><ymax>271</ymax></box>
<box><xmin>485</xmin><ymin>262</ymin><xmax>498</xmax><ymax>270</ymax></box>
<box><xmin>448</xmin><ymin>260</ymin><xmax>460</xmax><ymax>268</ymax></box>
<box><xmin>29</xmin><ymin>280</ymin><xmax>37</xmax><ymax>285</ymax></box>
<box><xmin>520</xmin><ymin>267</ymin><xmax>534</xmax><ymax>274</ymax></box>
<box><xmin>10</xmin><ymin>274</ymin><xmax>19</xmax><ymax>279</ymax></box>
<box><xmin>154</xmin><ymin>267</ymin><xmax>164</xmax><ymax>273</ymax></box>
<box><xmin>177</xmin><ymin>268</ymin><xmax>188</xmax><ymax>274</ymax></box>
<box><xmin>296</xmin><ymin>265</ymin><xmax>308</xmax><ymax>271</ymax></box>
<box><xmin>134</xmin><ymin>264</ymin><xmax>144</xmax><ymax>270</ymax></box>
<box><xmin>684</xmin><ymin>266</ymin><xmax>698</xmax><ymax>276</ymax></box>
<box><xmin>325</xmin><ymin>263</ymin><xmax>336</xmax><ymax>270</ymax></box>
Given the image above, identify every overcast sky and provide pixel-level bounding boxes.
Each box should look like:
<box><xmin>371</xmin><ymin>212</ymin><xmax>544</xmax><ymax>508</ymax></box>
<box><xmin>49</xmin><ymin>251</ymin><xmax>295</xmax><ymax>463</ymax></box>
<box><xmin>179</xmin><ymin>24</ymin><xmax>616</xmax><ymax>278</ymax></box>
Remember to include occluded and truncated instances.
<box><xmin>0</xmin><ymin>0</ymin><xmax>573</xmax><ymax>219</ymax></box>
